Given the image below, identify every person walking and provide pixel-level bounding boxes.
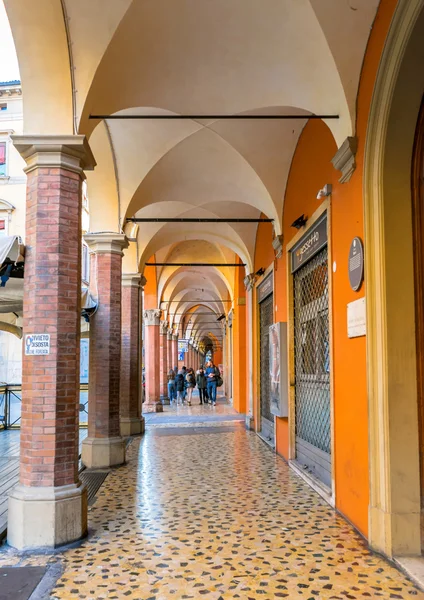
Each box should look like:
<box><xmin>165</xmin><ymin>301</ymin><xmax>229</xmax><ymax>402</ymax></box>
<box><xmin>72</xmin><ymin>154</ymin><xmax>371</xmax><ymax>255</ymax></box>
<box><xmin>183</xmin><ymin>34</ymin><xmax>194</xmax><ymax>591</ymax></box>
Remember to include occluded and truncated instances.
<box><xmin>196</xmin><ymin>367</ymin><xmax>207</xmax><ymax>404</ymax></box>
<box><xmin>167</xmin><ymin>368</ymin><xmax>176</xmax><ymax>404</ymax></box>
<box><xmin>185</xmin><ymin>368</ymin><xmax>196</xmax><ymax>406</ymax></box>
<box><xmin>181</xmin><ymin>366</ymin><xmax>187</xmax><ymax>401</ymax></box>
<box><xmin>205</xmin><ymin>361</ymin><xmax>220</xmax><ymax>406</ymax></box>
<box><xmin>175</xmin><ymin>369</ymin><xmax>185</xmax><ymax>405</ymax></box>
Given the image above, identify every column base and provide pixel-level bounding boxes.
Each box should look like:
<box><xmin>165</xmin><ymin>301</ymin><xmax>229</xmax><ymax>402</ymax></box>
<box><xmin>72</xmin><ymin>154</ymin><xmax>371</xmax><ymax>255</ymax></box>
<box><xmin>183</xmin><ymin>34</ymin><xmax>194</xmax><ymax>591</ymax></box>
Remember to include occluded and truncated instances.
<box><xmin>245</xmin><ymin>414</ymin><xmax>255</xmax><ymax>431</ymax></box>
<box><xmin>8</xmin><ymin>482</ymin><xmax>87</xmax><ymax>551</ymax></box>
<box><xmin>143</xmin><ymin>402</ymin><xmax>164</xmax><ymax>413</ymax></box>
<box><xmin>120</xmin><ymin>416</ymin><xmax>145</xmax><ymax>437</ymax></box>
<box><xmin>160</xmin><ymin>395</ymin><xmax>170</xmax><ymax>405</ymax></box>
<box><xmin>81</xmin><ymin>436</ymin><xmax>125</xmax><ymax>469</ymax></box>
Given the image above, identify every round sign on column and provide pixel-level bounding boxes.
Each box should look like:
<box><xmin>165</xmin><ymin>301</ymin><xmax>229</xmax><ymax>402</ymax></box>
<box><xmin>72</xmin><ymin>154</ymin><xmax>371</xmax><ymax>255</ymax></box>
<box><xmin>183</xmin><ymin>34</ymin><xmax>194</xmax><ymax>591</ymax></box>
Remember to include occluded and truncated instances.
<box><xmin>348</xmin><ymin>237</ymin><xmax>364</xmax><ymax>292</ymax></box>
<box><xmin>25</xmin><ymin>334</ymin><xmax>50</xmax><ymax>355</ymax></box>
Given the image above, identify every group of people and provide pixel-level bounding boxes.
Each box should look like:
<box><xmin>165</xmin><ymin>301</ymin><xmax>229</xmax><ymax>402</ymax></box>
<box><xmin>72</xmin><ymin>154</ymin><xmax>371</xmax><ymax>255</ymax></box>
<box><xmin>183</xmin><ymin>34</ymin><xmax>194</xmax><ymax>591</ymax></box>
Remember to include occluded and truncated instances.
<box><xmin>167</xmin><ymin>362</ymin><xmax>221</xmax><ymax>407</ymax></box>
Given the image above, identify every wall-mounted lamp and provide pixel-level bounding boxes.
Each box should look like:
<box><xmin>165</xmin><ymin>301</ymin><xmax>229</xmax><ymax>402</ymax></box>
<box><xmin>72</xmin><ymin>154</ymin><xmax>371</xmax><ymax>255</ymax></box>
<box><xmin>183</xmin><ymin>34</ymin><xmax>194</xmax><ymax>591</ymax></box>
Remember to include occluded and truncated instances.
<box><xmin>316</xmin><ymin>184</ymin><xmax>332</xmax><ymax>200</ymax></box>
<box><xmin>291</xmin><ymin>215</ymin><xmax>308</xmax><ymax>230</ymax></box>
<box><xmin>255</xmin><ymin>267</ymin><xmax>265</xmax><ymax>277</ymax></box>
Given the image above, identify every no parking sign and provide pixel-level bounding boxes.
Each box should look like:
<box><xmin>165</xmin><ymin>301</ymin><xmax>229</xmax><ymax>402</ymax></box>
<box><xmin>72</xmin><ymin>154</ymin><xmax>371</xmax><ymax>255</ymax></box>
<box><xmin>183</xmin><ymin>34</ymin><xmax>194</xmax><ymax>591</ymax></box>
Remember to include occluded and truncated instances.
<box><xmin>25</xmin><ymin>334</ymin><xmax>50</xmax><ymax>355</ymax></box>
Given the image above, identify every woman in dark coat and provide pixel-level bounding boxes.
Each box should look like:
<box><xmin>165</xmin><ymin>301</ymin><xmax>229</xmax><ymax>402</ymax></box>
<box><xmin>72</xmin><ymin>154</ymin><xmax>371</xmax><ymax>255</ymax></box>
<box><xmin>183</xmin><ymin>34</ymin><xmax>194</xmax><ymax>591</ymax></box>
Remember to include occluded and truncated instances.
<box><xmin>196</xmin><ymin>368</ymin><xmax>207</xmax><ymax>404</ymax></box>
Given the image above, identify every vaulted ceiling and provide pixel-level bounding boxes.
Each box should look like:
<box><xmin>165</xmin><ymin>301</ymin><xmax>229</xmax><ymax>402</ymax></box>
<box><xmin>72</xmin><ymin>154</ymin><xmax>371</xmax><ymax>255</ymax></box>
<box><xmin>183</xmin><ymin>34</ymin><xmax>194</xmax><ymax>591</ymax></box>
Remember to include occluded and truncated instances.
<box><xmin>5</xmin><ymin>0</ymin><xmax>380</xmax><ymax>344</ymax></box>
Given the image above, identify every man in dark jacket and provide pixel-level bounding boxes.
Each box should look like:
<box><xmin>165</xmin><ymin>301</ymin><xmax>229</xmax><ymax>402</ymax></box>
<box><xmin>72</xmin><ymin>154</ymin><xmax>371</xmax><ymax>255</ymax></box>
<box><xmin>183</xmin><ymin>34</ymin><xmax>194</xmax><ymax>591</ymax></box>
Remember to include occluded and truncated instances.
<box><xmin>205</xmin><ymin>361</ymin><xmax>220</xmax><ymax>406</ymax></box>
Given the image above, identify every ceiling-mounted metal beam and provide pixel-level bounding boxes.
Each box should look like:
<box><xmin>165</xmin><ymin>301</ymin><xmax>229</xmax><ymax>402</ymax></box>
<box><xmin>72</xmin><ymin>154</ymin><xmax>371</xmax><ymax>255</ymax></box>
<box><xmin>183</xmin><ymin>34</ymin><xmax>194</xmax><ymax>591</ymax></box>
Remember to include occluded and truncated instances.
<box><xmin>90</xmin><ymin>114</ymin><xmax>339</xmax><ymax>120</ymax></box>
<box><xmin>161</xmin><ymin>300</ymin><xmax>232</xmax><ymax>303</ymax></box>
<box><xmin>128</xmin><ymin>218</ymin><xmax>272</xmax><ymax>223</ymax></box>
<box><xmin>147</xmin><ymin>262</ymin><xmax>245</xmax><ymax>267</ymax></box>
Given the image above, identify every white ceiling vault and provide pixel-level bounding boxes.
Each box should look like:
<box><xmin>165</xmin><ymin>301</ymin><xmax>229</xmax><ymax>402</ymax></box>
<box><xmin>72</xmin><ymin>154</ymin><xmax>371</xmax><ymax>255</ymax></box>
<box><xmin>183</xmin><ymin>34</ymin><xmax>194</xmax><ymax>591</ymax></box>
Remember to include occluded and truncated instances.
<box><xmin>5</xmin><ymin>0</ymin><xmax>379</xmax><ymax>345</ymax></box>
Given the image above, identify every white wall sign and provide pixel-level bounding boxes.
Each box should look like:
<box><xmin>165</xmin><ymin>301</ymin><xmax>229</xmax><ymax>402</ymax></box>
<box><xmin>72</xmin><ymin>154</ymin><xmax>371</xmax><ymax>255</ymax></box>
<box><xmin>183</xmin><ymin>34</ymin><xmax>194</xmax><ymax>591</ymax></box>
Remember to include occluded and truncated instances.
<box><xmin>347</xmin><ymin>298</ymin><xmax>366</xmax><ymax>338</ymax></box>
<box><xmin>25</xmin><ymin>334</ymin><xmax>50</xmax><ymax>355</ymax></box>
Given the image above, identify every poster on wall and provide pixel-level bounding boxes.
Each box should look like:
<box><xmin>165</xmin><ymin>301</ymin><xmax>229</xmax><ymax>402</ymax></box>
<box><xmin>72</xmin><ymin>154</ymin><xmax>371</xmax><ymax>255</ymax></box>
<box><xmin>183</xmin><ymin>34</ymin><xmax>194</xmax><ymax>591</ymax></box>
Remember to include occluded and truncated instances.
<box><xmin>269</xmin><ymin>322</ymin><xmax>288</xmax><ymax>418</ymax></box>
<box><xmin>178</xmin><ymin>339</ymin><xmax>189</xmax><ymax>353</ymax></box>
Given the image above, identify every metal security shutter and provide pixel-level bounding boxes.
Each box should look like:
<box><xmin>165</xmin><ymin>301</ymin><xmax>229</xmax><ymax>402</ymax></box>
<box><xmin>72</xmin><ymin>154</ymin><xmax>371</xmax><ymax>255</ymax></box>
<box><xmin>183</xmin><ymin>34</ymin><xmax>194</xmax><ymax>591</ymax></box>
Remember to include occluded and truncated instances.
<box><xmin>294</xmin><ymin>246</ymin><xmax>331</xmax><ymax>488</ymax></box>
<box><xmin>259</xmin><ymin>293</ymin><xmax>274</xmax><ymax>443</ymax></box>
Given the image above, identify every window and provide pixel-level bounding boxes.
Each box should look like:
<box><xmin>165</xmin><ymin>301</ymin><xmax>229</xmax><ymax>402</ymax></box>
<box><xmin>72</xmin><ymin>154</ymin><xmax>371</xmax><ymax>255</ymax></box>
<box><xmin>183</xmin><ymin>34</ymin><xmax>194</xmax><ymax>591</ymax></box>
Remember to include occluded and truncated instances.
<box><xmin>0</xmin><ymin>143</ymin><xmax>6</xmax><ymax>177</ymax></box>
<box><xmin>82</xmin><ymin>243</ymin><xmax>90</xmax><ymax>282</ymax></box>
<box><xmin>0</xmin><ymin>220</ymin><xmax>5</xmax><ymax>237</ymax></box>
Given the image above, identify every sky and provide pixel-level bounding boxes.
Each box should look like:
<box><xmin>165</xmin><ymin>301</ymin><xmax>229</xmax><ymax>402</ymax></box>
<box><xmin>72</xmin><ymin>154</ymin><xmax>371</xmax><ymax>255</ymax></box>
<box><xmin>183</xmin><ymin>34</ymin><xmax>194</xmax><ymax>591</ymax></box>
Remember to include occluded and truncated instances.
<box><xmin>0</xmin><ymin>1</ymin><xmax>20</xmax><ymax>82</ymax></box>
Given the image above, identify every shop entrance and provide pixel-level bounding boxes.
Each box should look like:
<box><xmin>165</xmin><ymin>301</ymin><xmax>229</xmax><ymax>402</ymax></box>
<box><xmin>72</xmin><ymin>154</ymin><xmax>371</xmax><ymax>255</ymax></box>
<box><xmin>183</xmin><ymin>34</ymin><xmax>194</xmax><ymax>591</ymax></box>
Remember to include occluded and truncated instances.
<box><xmin>258</xmin><ymin>274</ymin><xmax>274</xmax><ymax>444</ymax></box>
<box><xmin>292</xmin><ymin>215</ymin><xmax>331</xmax><ymax>488</ymax></box>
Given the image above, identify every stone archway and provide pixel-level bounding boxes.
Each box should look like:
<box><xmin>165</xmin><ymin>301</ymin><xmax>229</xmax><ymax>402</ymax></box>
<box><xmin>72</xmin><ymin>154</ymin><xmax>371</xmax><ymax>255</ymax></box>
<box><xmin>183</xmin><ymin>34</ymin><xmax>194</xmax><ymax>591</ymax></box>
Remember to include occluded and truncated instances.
<box><xmin>364</xmin><ymin>0</ymin><xmax>424</xmax><ymax>558</ymax></box>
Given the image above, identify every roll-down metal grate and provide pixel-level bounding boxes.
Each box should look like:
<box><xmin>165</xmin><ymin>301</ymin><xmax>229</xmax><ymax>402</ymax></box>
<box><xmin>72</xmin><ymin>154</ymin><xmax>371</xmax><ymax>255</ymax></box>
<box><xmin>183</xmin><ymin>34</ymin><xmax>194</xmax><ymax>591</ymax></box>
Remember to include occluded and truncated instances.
<box><xmin>294</xmin><ymin>247</ymin><xmax>331</xmax><ymax>487</ymax></box>
<box><xmin>259</xmin><ymin>293</ymin><xmax>274</xmax><ymax>440</ymax></box>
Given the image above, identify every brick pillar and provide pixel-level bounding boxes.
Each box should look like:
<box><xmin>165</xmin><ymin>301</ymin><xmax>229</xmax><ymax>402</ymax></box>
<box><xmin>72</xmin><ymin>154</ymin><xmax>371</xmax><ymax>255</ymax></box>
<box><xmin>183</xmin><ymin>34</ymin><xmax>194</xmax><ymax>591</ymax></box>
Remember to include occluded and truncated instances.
<box><xmin>167</xmin><ymin>329</ymin><xmax>174</xmax><ymax>372</ymax></box>
<box><xmin>143</xmin><ymin>309</ymin><xmax>163</xmax><ymax>413</ymax></box>
<box><xmin>120</xmin><ymin>274</ymin><xmax>145</xmax><ymax>436</ymax></box>
<box><xmin>159</xmin><ymin>320</ymin><xmax>170</xmax><ymax>405</ymax></box>
<box><xmin>8</xmin><ymin>135</ymin><xmax>95</xmax><ymax>550</ymax></box>
<box><xmin>172</xmin><ymin>334</ymin><xmax>179</xmax><ymax>370</ymax></box>
<box><xmin>81</xmin><ymin>233</ymin><xmax>128</xmax><ymax>468</ymax></box>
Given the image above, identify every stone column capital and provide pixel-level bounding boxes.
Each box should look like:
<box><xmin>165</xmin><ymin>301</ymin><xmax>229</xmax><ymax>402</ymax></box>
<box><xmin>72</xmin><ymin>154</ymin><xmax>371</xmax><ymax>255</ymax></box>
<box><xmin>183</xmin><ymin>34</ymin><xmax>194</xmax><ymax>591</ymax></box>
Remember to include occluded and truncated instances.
<box><xmin>84</xmin><ymin>232</ymin><xmax>129</xmax><ymax>256</ymax></box>
<box><xmin>272</xmin><ymin>234</ymin><xmax>284</xmax><ymax>259</ymax></box>
<box><xmin>160</xmin><ymin>320</ymin><xmax>169</xmax><ymax>335</ymax></box>
<box><xmin>172</xmin><ymin>334</ymin><xmax>179</xmax><ymax>341</ymax></box>
<box><xmin>143</xmin><ymin>309</ymin><xmax>161</xmax><ymax>326</ymax></box>
<box><xmin>122</xmin><ymin>273</ymin><xmax>142</xmax><ymax>288</ymax></box>
<box><xmin>167</xmin><ymin>329</ymin><xmax>174</xmax><ymax>340</ymax></box>
<box><xmin>243</xmin><ymin>273</ymin><xmax>258</xmax><ymax>291</ymax></box>
<box><xmin>139</xmin><ymin>275</ymin><xmax>147</xmax><ymax>288</ymax></box>
<box><xmin>12</xmin><ymin>134</ymin><xmax>96</xmax><ymax>175</ymax></box>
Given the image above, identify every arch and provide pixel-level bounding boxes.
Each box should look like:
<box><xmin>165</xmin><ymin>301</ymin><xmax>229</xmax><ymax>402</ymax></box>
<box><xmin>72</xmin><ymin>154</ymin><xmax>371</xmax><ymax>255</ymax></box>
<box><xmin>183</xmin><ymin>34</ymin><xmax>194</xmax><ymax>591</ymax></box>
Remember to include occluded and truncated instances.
<box><xmin>364</xmin><ymin>0</ymin><xmax>424</xmax><ymax>557</ymax></box>
<box><xmin>4</xmin><ymin>0</ymin><xmax>73</xmax><ymax>134</ymax></box>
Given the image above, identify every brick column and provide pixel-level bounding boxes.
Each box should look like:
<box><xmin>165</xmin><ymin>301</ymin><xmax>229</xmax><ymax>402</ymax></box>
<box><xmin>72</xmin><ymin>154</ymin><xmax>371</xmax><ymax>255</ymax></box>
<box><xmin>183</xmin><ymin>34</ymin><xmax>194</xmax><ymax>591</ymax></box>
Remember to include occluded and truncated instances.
<box><xmin>81</xmin><ymin>233</ymin><xmax>128</xmax><ymax>468</ymax></box>
<box><xmin>143</xmin><ymin>309</ymin><xmax>163</xmax><ymax>412</ymax></box>
<box><xmin>120</xmin><ymin>273</ymin><xmax>145</xmax><ymax>436</ymax></box>
<box><xmin>167</xmin><ymin>329</ymin><xmax>174</xmax><ymax>371</ymax></box>
<box><xmin>159</xmin><ymin>320</ymin><xmax>170</xmax><ymax>405</ymax></box>
<box><xmin>8</xmin><ymin>135</ymin><xmax>95</xmax><ymax>550</ymax></box>
<box><xmin>172</xmin><ymin>333</ymin><xmax>179</xmax><ymax>370</ymax></box>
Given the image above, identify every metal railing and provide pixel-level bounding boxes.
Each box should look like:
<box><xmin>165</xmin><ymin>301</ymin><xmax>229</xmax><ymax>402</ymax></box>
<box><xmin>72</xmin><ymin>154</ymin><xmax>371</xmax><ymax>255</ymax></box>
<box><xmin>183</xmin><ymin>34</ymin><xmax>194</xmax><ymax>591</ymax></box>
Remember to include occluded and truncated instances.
<box><xmin>0</xmin><ymin>383</ymin><xmax>89</xmax><ymax>430</ymax></box>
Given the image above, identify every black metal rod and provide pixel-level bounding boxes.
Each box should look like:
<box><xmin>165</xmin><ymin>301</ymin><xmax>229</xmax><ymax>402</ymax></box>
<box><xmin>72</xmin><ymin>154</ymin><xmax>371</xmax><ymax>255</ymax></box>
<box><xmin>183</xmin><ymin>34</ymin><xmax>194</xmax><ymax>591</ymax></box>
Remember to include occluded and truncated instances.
<box><xmin>128</xmin><ymin>218</ymin><xmax>273</xmax><ymax>223</ymax></box>
<box><xmin>161</xmin><ymin>300</ymin><xmax>232</xmax><ymax>303</ymax></box>
<box><xmin>90</xmin><ymin>114</ymin><xmax>339</xmax><ymax>120</ymax></box>
<box><xmin>147</xmin><ymin>262</ymin><xmax>244</xmax><ymax>267</ymax></box>
<box><xmin>171</xmin><ymin>312</ymin><xmax>219</xmax><ymax>315</ymax></box>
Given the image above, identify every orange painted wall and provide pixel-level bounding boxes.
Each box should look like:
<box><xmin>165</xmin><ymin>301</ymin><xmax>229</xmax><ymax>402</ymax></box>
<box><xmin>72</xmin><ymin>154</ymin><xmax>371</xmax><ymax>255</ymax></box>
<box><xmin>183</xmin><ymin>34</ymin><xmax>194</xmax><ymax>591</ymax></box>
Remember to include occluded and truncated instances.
<box><xmin>143</xmin><ymin>261</ymin><xmax>158</xmax><ymax>310</ymax></box>
<box><xmin>232</xmin><ymin>263</ymin><xmax>247</xmax><ymax>413</ymax></box>
<box><xmin>250</xmin><ymin>0</ymin><xmax>398</xmax><ymax>538</ymax></box>
<box><xmin>214</xmin><ymin>348</ymin><xmax>223</xmax><ymax>366</ymax></box>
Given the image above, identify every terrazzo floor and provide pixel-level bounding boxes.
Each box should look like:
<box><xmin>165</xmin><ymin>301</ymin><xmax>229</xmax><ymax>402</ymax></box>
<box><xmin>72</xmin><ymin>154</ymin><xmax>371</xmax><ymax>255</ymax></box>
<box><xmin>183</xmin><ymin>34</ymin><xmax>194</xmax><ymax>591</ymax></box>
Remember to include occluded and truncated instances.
<box><xmin>0</xmin><ymin>411</ymin><xmax>423</xmax><ymax>599</ymax></box>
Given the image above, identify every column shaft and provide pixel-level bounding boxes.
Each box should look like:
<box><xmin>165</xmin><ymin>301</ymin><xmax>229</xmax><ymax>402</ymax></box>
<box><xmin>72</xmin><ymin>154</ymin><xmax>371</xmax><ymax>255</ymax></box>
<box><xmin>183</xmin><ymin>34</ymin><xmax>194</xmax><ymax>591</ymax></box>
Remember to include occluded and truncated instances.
<box><xmin>144</xmin><ymin>310</ymin><xmax>163</xmax><ymax>412</ymax></box>
<box><xmin>172</xmin><ymin>334</ymin><xmax>179</xmax><ymax>370</ymax></box>
<box><xmin>82</xmin><ymin>234</ymin><xmax>128</xmax><ymax>468</ymax></box>
<box><xmin>160</xmin><ymin>321</ymin><xmax>169</xmax><ymax>404</ymax></box>
<box><xmin>167</xmin><ymin>331</ymin><xmax>174</xmax><ymax>371</ymax></box>
<box><xmin>8</xmin><ymin>135</ymin><xmax>95</xmax><ymax>550</ymax></box>
<box><xmin>120</xmin><ymin>274</ymin><xmax>144</xmax><ymax>436</ymax></box>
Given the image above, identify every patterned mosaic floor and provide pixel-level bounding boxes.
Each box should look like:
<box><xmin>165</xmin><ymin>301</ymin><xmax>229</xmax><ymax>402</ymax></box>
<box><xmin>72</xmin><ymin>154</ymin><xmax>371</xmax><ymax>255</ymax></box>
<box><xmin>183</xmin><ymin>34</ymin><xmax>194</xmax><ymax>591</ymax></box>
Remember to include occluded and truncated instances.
<box><xmin>0</xmin><ymin>426</ymin><xmax>423</xmax><ymax>599</ymax></box>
